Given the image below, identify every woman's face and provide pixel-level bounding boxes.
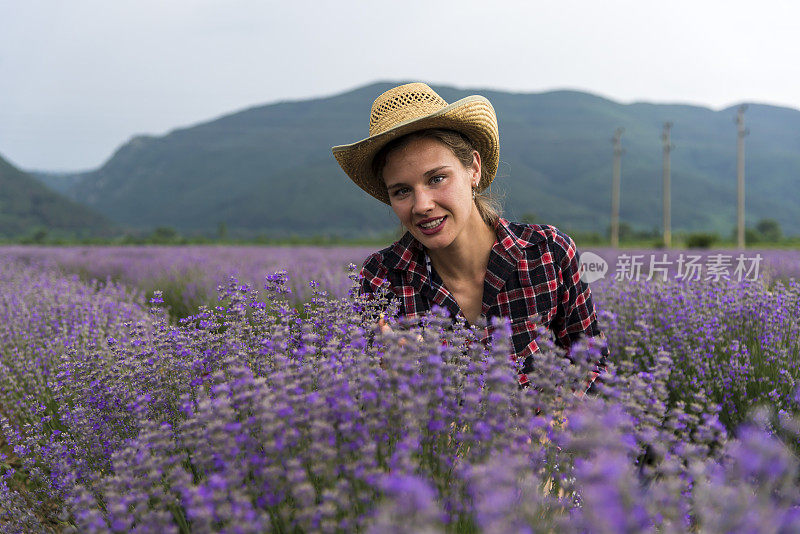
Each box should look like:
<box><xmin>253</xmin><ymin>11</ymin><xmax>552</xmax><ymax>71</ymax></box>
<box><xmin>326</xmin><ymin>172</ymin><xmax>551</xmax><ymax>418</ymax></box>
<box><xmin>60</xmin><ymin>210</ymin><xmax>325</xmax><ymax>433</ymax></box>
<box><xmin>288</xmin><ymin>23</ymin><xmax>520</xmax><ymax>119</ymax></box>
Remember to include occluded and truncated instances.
<box><xmin>382</xmin><ymin>136</ymin><xmax>481</xmax><ymax>250</ymax></box>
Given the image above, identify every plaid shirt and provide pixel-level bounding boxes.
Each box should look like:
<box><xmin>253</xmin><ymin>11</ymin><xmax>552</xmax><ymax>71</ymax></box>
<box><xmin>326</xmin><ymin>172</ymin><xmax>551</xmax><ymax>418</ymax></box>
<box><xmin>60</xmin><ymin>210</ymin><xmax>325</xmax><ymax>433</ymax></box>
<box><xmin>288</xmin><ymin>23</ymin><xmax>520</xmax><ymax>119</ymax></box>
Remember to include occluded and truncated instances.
<box><xmin>359</xmin><ymin>218</ymin><xmax>608</xmax><ymax>387</ymax></box>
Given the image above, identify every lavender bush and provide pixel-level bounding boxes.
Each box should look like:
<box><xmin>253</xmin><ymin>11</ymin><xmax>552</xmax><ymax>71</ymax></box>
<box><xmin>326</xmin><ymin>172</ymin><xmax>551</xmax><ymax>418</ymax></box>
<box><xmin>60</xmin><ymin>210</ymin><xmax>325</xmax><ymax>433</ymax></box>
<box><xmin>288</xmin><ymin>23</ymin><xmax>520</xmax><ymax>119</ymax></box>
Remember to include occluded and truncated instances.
<box><xmin>1</xmin><ymin>256</ymin><xmax>799</xmax><ymax>532</ymax></box>
<box><xmin>595</xmin><ymin>275</ymin><xmax>800</xmax><ymax>430</ymax></box>
<box><xmin>0</xmin><ymin>260</ymin><xmax>149</xmax><ymax>532</ymax></box>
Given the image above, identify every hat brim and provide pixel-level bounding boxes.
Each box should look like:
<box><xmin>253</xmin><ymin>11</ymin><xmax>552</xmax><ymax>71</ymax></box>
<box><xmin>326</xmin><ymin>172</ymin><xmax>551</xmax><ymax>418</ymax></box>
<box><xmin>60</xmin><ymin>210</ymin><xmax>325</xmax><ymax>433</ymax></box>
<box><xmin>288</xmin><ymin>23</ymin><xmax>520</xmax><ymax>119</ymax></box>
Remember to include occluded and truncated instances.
<box><xmin>332</xmin><ymin>95</ymin><xmax>499</xmax><ymax>205</ymax></box>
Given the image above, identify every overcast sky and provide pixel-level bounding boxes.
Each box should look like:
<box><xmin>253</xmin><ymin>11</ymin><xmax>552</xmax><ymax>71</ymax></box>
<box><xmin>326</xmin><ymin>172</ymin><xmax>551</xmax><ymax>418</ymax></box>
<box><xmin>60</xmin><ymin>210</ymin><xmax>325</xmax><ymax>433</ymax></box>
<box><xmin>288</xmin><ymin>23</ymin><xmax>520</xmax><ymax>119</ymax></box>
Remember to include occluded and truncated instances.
<box><xmin>1</xmin><ymin>0</ymin><xmax>797</xmax><ymax>171</ymax></box>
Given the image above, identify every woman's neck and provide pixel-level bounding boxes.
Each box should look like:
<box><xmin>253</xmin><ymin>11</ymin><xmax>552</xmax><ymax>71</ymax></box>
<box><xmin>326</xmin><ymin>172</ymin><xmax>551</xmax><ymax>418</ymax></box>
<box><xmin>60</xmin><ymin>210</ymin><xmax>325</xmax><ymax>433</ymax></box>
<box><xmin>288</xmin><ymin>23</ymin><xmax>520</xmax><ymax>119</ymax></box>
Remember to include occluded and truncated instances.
<box><xmin>427</xmin><ymin>211</ymin><xmax>497</xmax><ymax>282</ymax></box>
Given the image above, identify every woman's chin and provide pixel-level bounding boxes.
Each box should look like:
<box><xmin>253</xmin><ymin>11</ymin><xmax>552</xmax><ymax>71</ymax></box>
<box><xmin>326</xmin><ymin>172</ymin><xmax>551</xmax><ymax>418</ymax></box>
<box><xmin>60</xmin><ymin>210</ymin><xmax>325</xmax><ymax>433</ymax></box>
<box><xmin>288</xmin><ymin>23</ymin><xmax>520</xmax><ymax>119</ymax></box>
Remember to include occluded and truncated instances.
<box><xmin>414</xmin><ymin>231</ymin><xmax>455</xmax><ymax>250</ymax></box>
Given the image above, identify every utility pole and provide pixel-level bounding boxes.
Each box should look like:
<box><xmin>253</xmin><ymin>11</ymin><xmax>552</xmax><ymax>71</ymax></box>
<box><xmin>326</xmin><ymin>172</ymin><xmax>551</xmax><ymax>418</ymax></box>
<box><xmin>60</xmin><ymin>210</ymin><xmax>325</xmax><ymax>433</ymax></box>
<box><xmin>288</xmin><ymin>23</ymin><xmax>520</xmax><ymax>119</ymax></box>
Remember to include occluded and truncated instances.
<box><xmin>662</xmin><ymin>122</ymin><xmax>673</xmax><ymax>248</ymax></box>
<box><xmin>736</xmin><ymin>105</ymin><xmax>748</xmax><ymax>249</ymax></box>
<box><xmin>611</xmin><ymin>128</ymin><xmax>624</xmax><ymax>248</ymax></box>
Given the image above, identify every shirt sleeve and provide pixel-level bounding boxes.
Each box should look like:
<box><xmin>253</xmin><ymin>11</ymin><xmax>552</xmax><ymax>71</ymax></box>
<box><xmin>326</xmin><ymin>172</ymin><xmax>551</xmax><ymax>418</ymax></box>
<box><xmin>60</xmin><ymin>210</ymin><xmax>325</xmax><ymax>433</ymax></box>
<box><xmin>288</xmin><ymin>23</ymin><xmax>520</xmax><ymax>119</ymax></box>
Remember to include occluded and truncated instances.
<box><xmin>358</xmin><ymin>252</ymin><xmax>395</xmax><ymax>324</ymax></box>
<box><xmin>550</xmin><ymin>229</ymin><xmax>609</xmax><ymax>373</ymax></box>
<box><xmin>359</xmin><ymin>252</ymin><xmax>389</xmax><ymax>297</ymax></box>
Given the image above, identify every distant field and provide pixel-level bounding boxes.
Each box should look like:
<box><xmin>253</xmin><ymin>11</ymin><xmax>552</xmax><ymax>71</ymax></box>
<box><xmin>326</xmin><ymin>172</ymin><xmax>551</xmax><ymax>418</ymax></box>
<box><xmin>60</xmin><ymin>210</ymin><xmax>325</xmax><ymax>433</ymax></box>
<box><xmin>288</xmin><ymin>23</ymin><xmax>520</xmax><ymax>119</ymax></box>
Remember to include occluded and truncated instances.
<box><xmin>0</xmin><ymin>245</ymin><xmax>375</xmax><ymax>317</ymax></box>
<box><xmin>1</xmin><ymin>245</ymin><xmax>797</xmax><ymax>311</ymax></box>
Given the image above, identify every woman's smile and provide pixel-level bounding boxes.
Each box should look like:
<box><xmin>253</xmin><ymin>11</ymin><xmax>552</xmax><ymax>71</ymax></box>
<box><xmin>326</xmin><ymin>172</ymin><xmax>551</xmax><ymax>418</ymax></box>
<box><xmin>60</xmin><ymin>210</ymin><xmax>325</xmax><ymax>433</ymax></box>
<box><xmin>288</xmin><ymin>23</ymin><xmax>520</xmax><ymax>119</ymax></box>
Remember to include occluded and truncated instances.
<box><xmin>417</xmin><ymin>216</ymin><xmax>447</xmax><ymax>234</ymax></box>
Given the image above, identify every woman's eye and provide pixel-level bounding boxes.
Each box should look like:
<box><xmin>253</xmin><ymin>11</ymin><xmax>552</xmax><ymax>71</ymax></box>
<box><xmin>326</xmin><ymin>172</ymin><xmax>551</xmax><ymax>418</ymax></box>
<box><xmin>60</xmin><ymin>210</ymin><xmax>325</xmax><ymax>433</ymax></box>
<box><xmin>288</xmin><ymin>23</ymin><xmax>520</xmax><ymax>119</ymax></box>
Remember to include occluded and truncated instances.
<box><xmin>430</xmin><ymin>174</ymin><xmax>445</xmax><ymax>184</ymax></box>
<box><xmin>393</xmin><ymin>187</ymin><xmax>410</xmax><ymax>197</ymax></box>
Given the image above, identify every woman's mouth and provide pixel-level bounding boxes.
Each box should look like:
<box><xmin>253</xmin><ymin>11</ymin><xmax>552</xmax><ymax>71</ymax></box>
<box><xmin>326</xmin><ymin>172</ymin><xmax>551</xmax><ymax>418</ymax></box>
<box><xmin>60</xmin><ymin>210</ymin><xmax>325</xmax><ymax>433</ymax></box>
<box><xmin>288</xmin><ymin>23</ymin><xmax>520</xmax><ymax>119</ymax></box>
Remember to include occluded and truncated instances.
<box><xmin>418</xmin><ymin>216</ymin><xmax>446</xmax><ymax>235</ymax></box>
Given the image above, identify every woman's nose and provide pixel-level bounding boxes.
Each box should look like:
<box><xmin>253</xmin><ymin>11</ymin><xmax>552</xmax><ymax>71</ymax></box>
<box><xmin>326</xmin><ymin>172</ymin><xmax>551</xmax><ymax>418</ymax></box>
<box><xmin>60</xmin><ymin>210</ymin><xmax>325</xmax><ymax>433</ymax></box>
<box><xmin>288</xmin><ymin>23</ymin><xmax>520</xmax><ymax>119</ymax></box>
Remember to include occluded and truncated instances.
<box><xmin>412</xmin><ymin>188</ymin><xmax>435</xmax><ymax>214</ymax></box>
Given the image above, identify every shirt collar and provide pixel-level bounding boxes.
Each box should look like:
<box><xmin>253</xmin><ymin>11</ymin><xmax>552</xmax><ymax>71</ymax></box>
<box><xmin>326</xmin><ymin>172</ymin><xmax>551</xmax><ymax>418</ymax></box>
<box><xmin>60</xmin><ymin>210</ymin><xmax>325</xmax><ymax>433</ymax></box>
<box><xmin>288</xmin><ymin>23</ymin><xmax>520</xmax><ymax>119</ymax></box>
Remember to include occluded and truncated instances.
<box><xmin>381</xmin><ymin>217</ymin><xmax>548</xmax><ymax>322</ymax></box>
<box><xmin>484</xmin><ymin>218</ymin><xmax>534</xmax><ymax>304</ymax></box>
<box><xmin>383</xmin><ymin>229</ymin><xmax>426</xmax><ymax>274</ymax></box>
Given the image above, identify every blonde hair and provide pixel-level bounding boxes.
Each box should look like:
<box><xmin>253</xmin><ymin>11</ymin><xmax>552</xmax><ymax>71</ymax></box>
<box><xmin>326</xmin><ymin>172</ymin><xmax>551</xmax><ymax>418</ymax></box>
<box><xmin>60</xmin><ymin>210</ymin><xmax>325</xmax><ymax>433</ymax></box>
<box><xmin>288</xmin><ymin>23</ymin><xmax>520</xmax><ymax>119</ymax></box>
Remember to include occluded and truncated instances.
<box><xmin>372</xmin><ymin>128</ymin><xmax>502</xmax><ymax>227</ymax></box>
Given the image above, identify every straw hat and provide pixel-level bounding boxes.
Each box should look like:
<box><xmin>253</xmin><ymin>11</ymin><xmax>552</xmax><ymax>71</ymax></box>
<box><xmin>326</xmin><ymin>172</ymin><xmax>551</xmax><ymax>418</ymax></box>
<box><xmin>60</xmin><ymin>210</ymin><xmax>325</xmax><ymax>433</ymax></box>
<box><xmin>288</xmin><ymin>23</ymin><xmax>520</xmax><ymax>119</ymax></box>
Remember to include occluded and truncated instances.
<box><xmin>332</xmin><ymin>82</ymin><xmax>499</xmax><ymax>205</ymax></box>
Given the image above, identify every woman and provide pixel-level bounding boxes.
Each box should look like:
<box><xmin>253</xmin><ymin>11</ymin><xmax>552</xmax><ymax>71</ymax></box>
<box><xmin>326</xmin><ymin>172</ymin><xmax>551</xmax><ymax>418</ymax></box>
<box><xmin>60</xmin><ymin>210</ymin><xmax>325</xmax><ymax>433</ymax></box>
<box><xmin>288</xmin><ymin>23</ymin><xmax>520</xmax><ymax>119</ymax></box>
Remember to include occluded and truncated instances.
<box><xmin>332</xmin><ymin>82</ymin><xmax>606</xmax><ymax>394</ymax></box>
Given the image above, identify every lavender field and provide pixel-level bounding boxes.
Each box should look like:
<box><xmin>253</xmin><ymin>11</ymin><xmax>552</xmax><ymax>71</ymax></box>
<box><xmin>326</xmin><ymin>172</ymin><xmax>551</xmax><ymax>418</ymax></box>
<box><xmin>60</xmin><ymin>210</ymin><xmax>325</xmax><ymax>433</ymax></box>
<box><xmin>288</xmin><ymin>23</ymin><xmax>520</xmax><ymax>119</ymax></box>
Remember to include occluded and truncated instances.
<box><xmin>1</xmin><ymin>246</ymin><xmax>800</xmax><ymax>532</ymax></box>
<box><xmin>2</xmin><ymin>245</ymin><xmax>799</xmax><ymax>316</ymax></box>
<box><xmin>0</xmin><ymin>246</ymin><xmax>377</xmax><ymax>318</ymax></box>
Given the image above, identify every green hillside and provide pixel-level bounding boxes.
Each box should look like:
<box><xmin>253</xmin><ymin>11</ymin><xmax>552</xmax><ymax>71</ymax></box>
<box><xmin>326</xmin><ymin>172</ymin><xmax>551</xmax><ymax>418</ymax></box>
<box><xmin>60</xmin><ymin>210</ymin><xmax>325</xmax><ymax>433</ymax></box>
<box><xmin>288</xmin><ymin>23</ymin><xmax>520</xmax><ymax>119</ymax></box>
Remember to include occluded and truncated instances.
<box><xmin>0</xmin><ymin>154</ymin><xmax>110</xmax><ymax>239</ymax></box>
<box><xmin>35</xmin><ymin>170</ymin><xmax>86</xmax><ymax>195</ymax></box>
<box><xmin>49</xmin><ymin>82</ymin><xmax>800</xmax><ymax>237</ymax></box>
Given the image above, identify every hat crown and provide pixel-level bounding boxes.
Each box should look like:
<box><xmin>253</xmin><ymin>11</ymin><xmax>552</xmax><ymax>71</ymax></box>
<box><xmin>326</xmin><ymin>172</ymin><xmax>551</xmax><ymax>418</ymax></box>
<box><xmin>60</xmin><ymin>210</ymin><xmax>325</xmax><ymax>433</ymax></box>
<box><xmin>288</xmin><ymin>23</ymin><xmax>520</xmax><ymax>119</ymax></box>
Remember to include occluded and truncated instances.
<box><xmin>369</xmin><ymin>83</ymin><xmax>448</xmax><ymax>136</ymax></box>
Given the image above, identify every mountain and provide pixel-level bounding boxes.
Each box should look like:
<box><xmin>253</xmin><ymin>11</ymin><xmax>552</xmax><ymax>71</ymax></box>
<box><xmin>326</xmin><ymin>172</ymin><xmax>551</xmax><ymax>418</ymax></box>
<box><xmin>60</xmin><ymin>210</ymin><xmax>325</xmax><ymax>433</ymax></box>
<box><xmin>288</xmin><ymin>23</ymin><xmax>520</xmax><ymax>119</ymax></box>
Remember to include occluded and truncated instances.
<box><xmin>0</xmin><ymin>154</ymin><xmax>110</xmax><ymax>238</ymax></box>
<box><xmin>34</xmin><ymin>171</ymin><xmax>87</xmax><ymax>196</ymax></box>
<box><xmin>45</xmin><ymin>82</ymin><xmax>800</xmax><ymax>237</ymax></box>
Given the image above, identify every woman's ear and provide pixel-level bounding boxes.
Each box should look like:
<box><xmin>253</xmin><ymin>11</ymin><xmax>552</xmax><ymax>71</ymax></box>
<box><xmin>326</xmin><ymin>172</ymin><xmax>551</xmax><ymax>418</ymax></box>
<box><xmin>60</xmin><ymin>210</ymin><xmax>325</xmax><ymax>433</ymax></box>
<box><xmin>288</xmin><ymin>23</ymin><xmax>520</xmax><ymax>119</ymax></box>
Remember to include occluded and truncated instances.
<box><xmin>471</xmin><ymin>149</ymin><xmax>481</xmax><ymax>180</ymax></box>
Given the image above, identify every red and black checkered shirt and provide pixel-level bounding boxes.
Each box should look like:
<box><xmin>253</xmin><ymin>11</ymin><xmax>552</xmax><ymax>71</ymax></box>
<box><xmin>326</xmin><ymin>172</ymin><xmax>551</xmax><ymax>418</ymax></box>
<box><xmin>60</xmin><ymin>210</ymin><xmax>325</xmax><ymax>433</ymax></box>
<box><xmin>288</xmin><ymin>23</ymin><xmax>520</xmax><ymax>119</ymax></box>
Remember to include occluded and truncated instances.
<box><xmin>359</xmin><ymin>218</ymin><xmax>608</xmax><ymax>387</ymax></box>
